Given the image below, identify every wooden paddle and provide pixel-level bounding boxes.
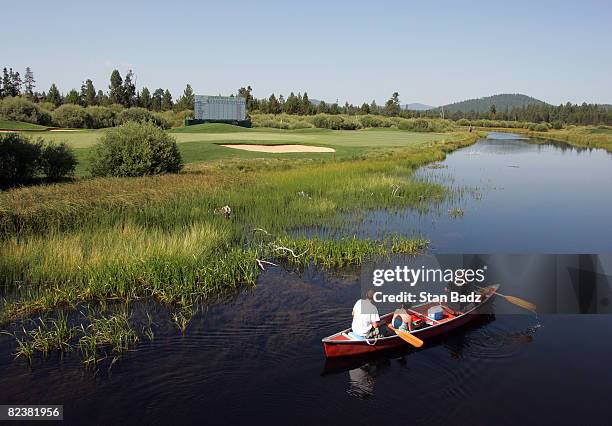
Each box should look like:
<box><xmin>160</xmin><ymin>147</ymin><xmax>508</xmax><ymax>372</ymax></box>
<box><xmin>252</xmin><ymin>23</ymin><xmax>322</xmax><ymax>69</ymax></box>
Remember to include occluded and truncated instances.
<box><xmin>388</xmin><ymin>323</ymin><xmax>424</xmax><ymax>348</ymax></box>
<box><xmin>478</xmin><ymin>285</ymin><xmax>536</xmax><ymax>312</ymax></box>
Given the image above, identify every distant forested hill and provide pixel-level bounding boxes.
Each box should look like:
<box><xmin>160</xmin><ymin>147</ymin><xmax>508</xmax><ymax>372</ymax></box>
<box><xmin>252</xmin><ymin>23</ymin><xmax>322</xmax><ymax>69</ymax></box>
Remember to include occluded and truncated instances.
<box><xmin>441</xmin><ymin>94</ymin><xmax>547</xmax><ymax>113</ymax></box>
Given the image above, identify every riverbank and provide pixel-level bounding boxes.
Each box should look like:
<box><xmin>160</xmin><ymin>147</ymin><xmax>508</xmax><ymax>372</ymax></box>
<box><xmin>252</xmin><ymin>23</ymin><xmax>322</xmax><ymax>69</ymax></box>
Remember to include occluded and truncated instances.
<box><xmin>474</xmin><ymin>125</ymin><xmax>612</xmax><ymax>152</ymax></box>
<box><xmin>0</xmin><ymin>130</ymin><xmax>479</xmax><ymax>326</ymax></box>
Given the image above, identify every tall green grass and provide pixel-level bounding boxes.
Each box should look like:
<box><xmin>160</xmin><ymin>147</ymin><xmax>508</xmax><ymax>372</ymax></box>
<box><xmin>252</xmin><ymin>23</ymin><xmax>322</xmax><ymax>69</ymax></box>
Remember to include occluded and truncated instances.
<box><xmin>0</xmin><ymin>132</ymin><xmax>479</xmax><ymax>323</ymax></box>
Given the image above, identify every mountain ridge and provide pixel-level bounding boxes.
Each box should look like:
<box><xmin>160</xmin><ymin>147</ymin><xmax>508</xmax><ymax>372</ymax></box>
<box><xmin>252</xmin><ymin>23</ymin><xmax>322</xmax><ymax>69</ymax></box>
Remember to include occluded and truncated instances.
<box><xmin>439</xmin><ymin>93</ymin><xmax>547</xmax><ymax>113</ymax></box>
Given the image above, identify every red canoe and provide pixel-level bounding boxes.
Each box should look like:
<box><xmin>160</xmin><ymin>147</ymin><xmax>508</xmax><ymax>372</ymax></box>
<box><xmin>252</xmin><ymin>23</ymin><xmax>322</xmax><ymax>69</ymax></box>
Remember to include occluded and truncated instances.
<box><xmin>322</xmin><ymin>284</ymin><xmax>499</xmax><ymax>358</ymax></box>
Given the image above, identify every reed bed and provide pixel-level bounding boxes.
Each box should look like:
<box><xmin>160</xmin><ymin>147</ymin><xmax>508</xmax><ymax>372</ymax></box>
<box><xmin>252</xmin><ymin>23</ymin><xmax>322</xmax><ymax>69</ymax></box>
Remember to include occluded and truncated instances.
<box><xmin>0</xmin><ymin>132</ymin><xmax>479</xmax><ymax>324</ymax></box>
<box><xmin>5</xmin><ymin>311</ymin><xmax>140</xmax><ymax>368</ymax></box>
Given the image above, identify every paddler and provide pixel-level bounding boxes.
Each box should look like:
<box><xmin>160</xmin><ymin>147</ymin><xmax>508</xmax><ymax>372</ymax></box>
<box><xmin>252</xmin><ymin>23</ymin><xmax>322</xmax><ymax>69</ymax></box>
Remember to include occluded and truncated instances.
<box><xmin>352</xmin><ymin>289</ymin><xmax>388</xmax><ymax>339</ymax></box>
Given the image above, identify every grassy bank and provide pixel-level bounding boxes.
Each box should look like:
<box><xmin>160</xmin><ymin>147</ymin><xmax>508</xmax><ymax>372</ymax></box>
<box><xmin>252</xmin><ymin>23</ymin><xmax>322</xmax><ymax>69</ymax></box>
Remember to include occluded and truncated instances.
<box><xmin>0</xmin><ymin>119</ymin><xmax>49</xmax><ymax>131</ymax></box>
<box><xmin>475</xmin><ymin>125</ymin><xmax>612</xmax><ymax>152</ymax></box>
<box><xmin>0</xmin><ymin>130</ymin><xmax>478</xmax><ymax>324</ymax></box>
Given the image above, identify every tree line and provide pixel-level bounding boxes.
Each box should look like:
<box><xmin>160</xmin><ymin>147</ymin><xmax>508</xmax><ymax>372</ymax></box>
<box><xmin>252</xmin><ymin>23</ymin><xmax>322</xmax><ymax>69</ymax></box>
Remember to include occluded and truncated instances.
<box><xmin>238</xmin><ymin>86</ymin><xmax>403</xmax><ymax>117</ymax></box>
<box><xmin>426</xmin><ymin>102</ymin><xmax>612</xmax><ymax>126</ymax></box>
<box><xmin>2</xmin><ymin>66</ymin><xmax>610</xmax><ymax>126</ymax></box>
<box><xmin>0</xmin><ymin>67</ymin><xmax>195</xmax><ymax>112</ymax></box>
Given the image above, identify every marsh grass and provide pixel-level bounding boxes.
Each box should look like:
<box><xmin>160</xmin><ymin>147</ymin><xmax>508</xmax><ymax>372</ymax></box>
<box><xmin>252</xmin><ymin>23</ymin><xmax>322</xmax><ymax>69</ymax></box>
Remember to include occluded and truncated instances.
<box><xmin>6</xmin><ymin>312</ymin><xmax>75</xmax><ymax>362</ymax></box>
<box><xmin>0</xmin><ymin>132</ymin><xmax>479</xmax><ymax>323</ymax></box>
<box><xmin>78</xmin><ymin>312</ymin><xmax>139</xmax><ymax>366</ymax></box>
<box><xmin>5</xmin><ymin>310</ymin><xmax>140</xmax><ymax>366</ymax></box>
<box><xmin>448</xmin><ymin>208</ymin><xmax>465</xmax><ymax>218</ymax></box>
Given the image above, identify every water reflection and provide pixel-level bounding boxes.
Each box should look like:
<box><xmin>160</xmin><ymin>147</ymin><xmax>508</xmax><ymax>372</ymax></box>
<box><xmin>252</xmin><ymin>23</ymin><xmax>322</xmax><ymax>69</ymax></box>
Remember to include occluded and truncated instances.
<box><xmin>297</xmin><ymin>136</ymin><xmax>612</xmax><ymax>253</ymax></box>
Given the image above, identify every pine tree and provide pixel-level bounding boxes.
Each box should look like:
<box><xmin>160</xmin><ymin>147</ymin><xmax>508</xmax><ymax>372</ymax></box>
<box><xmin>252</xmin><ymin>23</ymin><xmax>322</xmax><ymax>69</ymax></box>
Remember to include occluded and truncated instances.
<box><xmin>65</xmin><ymin>89</ymin><xmax>81</xmax><ymax>105</ymax></box>
<box><xmin>109</xmin><ymin>69</ymin><xmax>124</xmax><ymax>105</ymax></box>
<box><xmin>123</xmin><ymin>70</ymin><xmax>136</xmax><ymax>107</ymax></box>
<box><xmin>384</xmin><ymin>92</ymin><xmax>400</xmax><ymax>116</ymax></box>
<box><xmin>177</xmin><ymin>84</ymin><xmax>194</xmax><ymax>111</ymax></box>
<box><xmin>96</xmin><ymin>90</ymin><xmax>106</xmax><ymax>105</ymax></box>
<box><xmin>360</xmin><ymin>102</ymin><xmax>370</xmax><ymax>114</ymax></box>
<box><xmin>81</xmin><ymin>79</ymin><xmax>96</xmax><ymax>106</ymax></box>
<box><xmin>2</xmin><ymin>68</ymin><xmax>11</xmax><ymax>97</ymax></box>
<box><xmin>301</xmin><ymin>92</ymin><xmax>311</xmax><ymax>115</ymax></box>
<box><xmin>370</xmin><ymin>100</ymin><xmax>379</xmax><ymax>114</ymax></box>
<box><xmin>238</xmin><ymin>85</ymin><xmax>254</xmax><ymax>110</ymax></box>
<box><xmin>317</xmin><ymin>100</ymin><xmax>328</xmax><ymax>114</ymax></box>
<box><xmin>284</xmin><ymin>92</ymin><xmax>299</xmax><ymax>114</ymax></box>
<box><xmin>47</xmin><ymin>83</ymin><xmax>62</xmax><ymax>106</ymax></box>
<box><xmin>268</xmin><ymin>93</ymin><xmax>280</xmax><ymax>114</ymax></box>
<box><xmin>4</xmin><ymin>68</ymin><xmax>22</xmax><ymax>97</ymax></box>
<box><xmin>140</xmin><ymin>87</ymin><xmax>152</xmax><ymax>109</ymax></box>
<box><xmin>23</xmin><ymin>67</ymin><xmax>36</xmax><ymax>97</ymax></box>
<box><xmin>12</xmin><ymin>70</ymin><xmax>22</xmax><ymax>96</ymax></box>
<box><xmin>151</xmin><ymin>88</ymin><xmax>164</xmax><ymax>111</ymax></box>
<box><xmin>161</xmin><ymin>89</ymin><xmax>173</xmax><ymax>111</ymax></box>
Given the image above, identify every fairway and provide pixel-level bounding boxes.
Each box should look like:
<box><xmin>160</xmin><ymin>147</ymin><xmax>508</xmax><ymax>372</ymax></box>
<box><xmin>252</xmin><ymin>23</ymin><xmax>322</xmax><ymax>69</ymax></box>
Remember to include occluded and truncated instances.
<box><xmin>14</xmin><ymin>124</ymin><xmax>455</xmax><ymax>176</ymax></box>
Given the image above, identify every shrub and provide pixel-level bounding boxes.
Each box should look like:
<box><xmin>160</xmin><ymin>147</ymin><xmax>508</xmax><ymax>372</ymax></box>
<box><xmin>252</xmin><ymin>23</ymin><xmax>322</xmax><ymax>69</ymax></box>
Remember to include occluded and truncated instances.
<box><xmin>38</xmin><ymin>101</ymin><xmax>58</xmax><ymax>111</ymax></box>
<box><xmin>116</xmin><ymin>107</ymin><xmax>169</xmax><ymax>129</ymax></box>
<box><xmin>359</xmin><ymin>115</ymin><xmax>385</xmax><ymax>128</ymax></box>
<box><xmin>339</xmin><ymin>117</ymin><xmax>361</xmax><ymax>130</ymax></box>
<box><xmin>534</xmin><ymin>123</ymin><xmax>549</xmax><ymax>132</ymax></box>
<box><xmin>398</xmin><ymin>118</ymin><xmax>430</xmax><ymax>132</ymax></box>
<box><xmin>52</xmin><ymin>104</ymin><xmax>91</xmax><ymax>128</ymax></box>
<box><xmin>312</xmin><ymin>114</ymin><xmax>345</xmax><ymax>130</ymax></box>
<box><xmin>39</xmin><ymin>142</ymin><xmax>77</xmax><ymax>179</ymax></box>
<box><xmin>86</xmin><ymin>106</ymin><xmax>116</xmax><ymax>128</ymax></box>
<box><xmin>312</xmin><ymin>114</ymin><xmax>330</xmax><ymax>129</ymax></box>
<box><xmin>0</xmin><ymin>96</ymin><xmax>53</xmax><ymax>125</ymax></box>
<box><xmin>288</xmin><ymin>120</ymin><xmax>313</xmax><ymax>129</ymax></box>
<box><xmin>90</xmin><ymin>121</ymin><xmax>183</xmax><ymax>177</ymax></box>
<box><xmin>456</xmin><ymin>118</ymin><xmax>470</xmax><ymax>126</ymax></box>
<box><xmin>0</xmin><ymin>133</ymin><xmax>42</xmax><ymax>184</ymax></box>
<box><xmin>108</xmin><ymin>103</ymin><xmax>125</xmax><ymax>114</ymax></box>
<box><xmin>551</xmin><ymin>120</ymin><xmax>563</xmax><ymax>130</ymax></box>
<box><xmin>157</xmin><ymin>109</ymin><xmax>193</xmax><ymax>128</ymax></box>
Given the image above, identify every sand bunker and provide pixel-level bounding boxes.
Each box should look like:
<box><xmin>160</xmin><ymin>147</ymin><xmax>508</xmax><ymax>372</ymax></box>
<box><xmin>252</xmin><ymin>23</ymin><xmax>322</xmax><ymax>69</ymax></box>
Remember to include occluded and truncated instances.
<box><xmin>221</xmin><ymin>144</ymin><xmax>335</xmax><ymax>153</ymax></box>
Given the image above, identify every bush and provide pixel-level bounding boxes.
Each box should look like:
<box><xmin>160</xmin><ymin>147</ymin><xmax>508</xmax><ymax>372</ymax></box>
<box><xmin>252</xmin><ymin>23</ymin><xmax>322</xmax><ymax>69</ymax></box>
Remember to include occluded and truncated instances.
<box><xmin>311</xmin><ymin>114</ymin><xmax>330</xmax><ymax>129</ymax></box>
<box><xmin>312</xmin><ymin>114</ymin><xmax>346</xmax><ymax>130</ymax></box>
<box><xmin>0</xmin><ymin>133</ymin><xmax>78</xmax><ymax>185</ymax></box>
<box><xmin>456</xmin><ymin>118</ymin><xmax>470</xmax><ymax>126</ymax></box>
<box><xmin>398</xmin><ymin>118</ymin><xmax>430</xmax><ymax>132</ymax></box>
<box><xmin>116</xmin><ymin>107</ymin><xmax>169</xmax><ymax>129</ymax></box>
<box><xmin>0</xmin><ymin>133</ymin><xmax>42</xmax><ymax>184</ymax></box>
<box><xmin>86</xmin><ymin>106</ymin><xmax>116</xmax><ymax>128</ymax></box>
<box><xmin>534</xmin><ymin>123</ymin><xmax>549</xmax><ymax>132</ymax></box>
<box><xmin>157</xmin><ymin>109</ymin><xmax>193</xmax><ymax>128</ymax></box>
<box><xmin>287</xmin><ymin>120</ymin><xmax>313</xmax><ymax>129</ymax></box>
<box><xmin>551</xmin><ymin>120</ymin><xmax>563</xmax><ymax>130</ymax></box>
<box><xmin>0</xmin><ymin>96</ymin><xmax>53</xmax><ymax>125</ymax></box>
<box><xmin>339</xmin><ymin>117</ymin><xmax>361</xmax><ymax>130</ymax></box>
<box><xmin>52</xmin><ymin>104</ymin><xmax>91</xmax><ymax>128</ymax></box>
<box><xmin>40</xmin><ymin>142</ymin><xmax>77</xmax><ymax>179</ymax></box>
<box><xmin>90</xmin><ymin>121</ymin><xmax>183</xmax><ymax>177</ymax></box>
<box><xmin>38</xmin><ymin>101</ymin><xmax>58</xmax><ymax>112</ymax></box>
<box><xmin>358</xmin><ymin>115</ymin><xmax>385</xmax><ymax>128</ymax></box>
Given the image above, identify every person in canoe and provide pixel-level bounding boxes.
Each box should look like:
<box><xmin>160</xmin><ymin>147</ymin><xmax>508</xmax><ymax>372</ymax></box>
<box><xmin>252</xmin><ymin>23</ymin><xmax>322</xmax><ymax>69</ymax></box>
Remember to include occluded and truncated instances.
<box><xmin>351</xmin><ymin>289</ymin><xmax>388</xmax><ymax>339</ymax></box>
<box><xmin>391</xmin><ymin>303</ymin><xmax>413</xmax><ymax>332</ymax></box>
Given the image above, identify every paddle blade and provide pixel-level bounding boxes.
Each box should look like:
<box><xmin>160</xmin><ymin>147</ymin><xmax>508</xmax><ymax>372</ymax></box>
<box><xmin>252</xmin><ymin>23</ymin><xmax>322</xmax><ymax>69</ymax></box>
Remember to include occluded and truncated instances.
<box><xmin>503</xmin><ymin>295</ymin><xmax>537</xmax><ymax>312</ymax></box>
<box><xmin>390</xmin><ymin>325</ymin><xmax>424</xmax><ymax>348</ymax></box>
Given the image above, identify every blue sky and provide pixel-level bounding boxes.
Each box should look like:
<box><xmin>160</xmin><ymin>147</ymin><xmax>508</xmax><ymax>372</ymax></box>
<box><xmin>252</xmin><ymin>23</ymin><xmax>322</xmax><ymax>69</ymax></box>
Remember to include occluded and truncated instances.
<box><xmin>3</xmin><ymin>0</ymin><xmax>611</xmax><ymax>106</ymax></box>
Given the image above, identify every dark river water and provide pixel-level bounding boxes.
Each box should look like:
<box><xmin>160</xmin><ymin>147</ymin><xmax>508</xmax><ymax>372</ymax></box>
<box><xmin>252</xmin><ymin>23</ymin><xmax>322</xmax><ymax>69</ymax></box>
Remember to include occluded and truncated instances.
<box><xmin>1</xmin><ymin>134</ymin><xmax>612</xmax><ymax>425</ymax></box>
